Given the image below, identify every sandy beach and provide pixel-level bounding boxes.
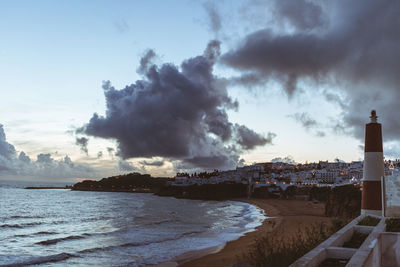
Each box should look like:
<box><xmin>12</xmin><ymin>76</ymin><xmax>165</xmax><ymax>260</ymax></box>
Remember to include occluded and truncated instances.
<box><xmin>172</xmin><ymin>198</ymin><xmax>330</xmax><ymax>267</ymax></box>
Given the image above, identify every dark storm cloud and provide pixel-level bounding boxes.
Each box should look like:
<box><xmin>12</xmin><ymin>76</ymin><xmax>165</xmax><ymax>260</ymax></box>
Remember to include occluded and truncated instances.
<box><xmin>323</xmin><ymin>91</ymin><xmax>347</xmax><ymax>110</ymax></box>
<box><xmin>227</xmin><ymin>72</ymin><xmax>267</xmax><ymax>88</ymax></box>
<box><xmin>181</xmin><ymin>154</ymin><xmax>238</xmax><ymax>170</ymax></box>
<box><xmin>235</xmin><ymin>124</ymin><xmax>275</xmax><ymax>150</ymax></box>
<box><xmin>271</xmin><ymin>156</ymin><xmax>296</xmax><ymax>164</ymax></box>
<box><xmin>290</xmin><ymin>113</ymin><xmax>317</xmax><ymax>129</ymax></box>
<box><xmin>18</xmin><ymin>151</ymin><xmax>31</xmax><ymax>163</ymax></box>
<box><xmin>0</xmin><ymin>124</ymin><xmax>17</xmax><ymax>160</ymax></box>
<box><xmin>137</xmin><ymin>49</ymin><xmax>156</xmax><ymax>75</ymax></box>
<box><xmin>384</xmin><ymin>143</ymin><xmax>400</xmax><ymax>158</ymax></box>
<box><xmin>37</xmin><ymin>153</ymin><xmax>54</xmax><ymax>164</ymax></box>
<box><xmin>0</xmin><ymin>124</ymin><xmax>17</xmax><ymax>172</ymax></box>
<box><xmin>0</xmin><ymin>124</ymin><xmax>95</xmax><ymax>179</ymax></box>
<box><xmin>222</xmin><ymin>30</ymin><xmax>342</xmax><ymax>95</ymax></box>
<box><xmin>106</xmin><ymin>147</ymin><xmax>115</xmax><ymax>158</ymax></box>
<box><xmin>118</xmin><ymin>160</ymin><xmax>138</xmax><ymax>172</ymax></box>
<box><xmin>288</xmin><ymin>113</ymin><xmax>326</xmax><ymax>137</ymax></box>
<box><xmin>139</xmin><ymin>160</ymin><xmax>165</xmax><ymax>167</ymax></box>
<box><xmin>273</xmin><ymin>0</ymin><xmax>325</xmax><ymax>30</ymax></box>
<box><xmin>78</xmin><ymin>41</ymin><xmax>274</xmax><ymax>170</ymax></box>
<box><xmin>75</xmin><ymin>137</ymin><xmax>89</xmax><ymax>155</ymax></box>
<box><xmin>222</xmin><ymin>0</ymin><xmax>400</xmax><ymax>148</ymax></box>
<box><xmin>203</xmin><ymin>1</ymin><xmax>222</xmax><ymax>33</ymax></box>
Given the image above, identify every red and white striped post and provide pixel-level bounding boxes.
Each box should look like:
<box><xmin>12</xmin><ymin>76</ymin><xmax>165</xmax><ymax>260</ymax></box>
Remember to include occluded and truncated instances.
<box><xmin>361</xmin><ymin>110</ymin><xmax>384</xmax><ymax>216</ymax></box>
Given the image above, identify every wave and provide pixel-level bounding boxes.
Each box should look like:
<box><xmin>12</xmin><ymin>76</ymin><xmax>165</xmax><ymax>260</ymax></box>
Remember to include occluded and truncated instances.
<box><xmin>51</xmin><ymin>220</ymin><xmax>66</xmax><ymax>225</ymax></box>
<box><xmin>0</xmin><ymin>224</ymin><xmax>22</xmax><ymax>229</ymax></box>
<box><xmin>34</xmin><ymin>231</ymin><xmax>58</xmax><ymax>235</ymax></box>
<box><xmin>1</xmin><ymin>222</ymin><xmax>42</xmax><ymax>229</ymax></box>
<box><xmin>0</xmin><ymin>253</ymin><xmax>76</xmax><ymax>267</ymax></box>
<box><xmin>13</xmin><ymin>234</ymin><xmax>28</xmax><ymax>238</ymax></box>
<box><xmin>78</xmin><ymin>230</ymin><xmax>205</xmax><ymax>254</ymax></box>
<box><xmin>229</xmin><ymin>201</ymin><xmax>265</xmax><ymax>231</ymax></box>
<box><xmin>36</xmin><ymin>235</ymin><xmax>85</xmax><ymax>246</ymax></box>
<box><xmin>13</xmin><ymin>231</ymin><xmax>58</xmax><ymax>238</ymax></box>
<box><xmin>10</xmin><ymin>215</ymin><xmax>44</xmax><ymax>219</ymax></box>
<box><xmin>144</xmin><ymin>218</ymin><xmax>175</xmax><ymax>226</ymax></box>
<box><xmin>80</xmin><ymin>216</ymin><xmax>113</xmax><ymax>222</ymax></box>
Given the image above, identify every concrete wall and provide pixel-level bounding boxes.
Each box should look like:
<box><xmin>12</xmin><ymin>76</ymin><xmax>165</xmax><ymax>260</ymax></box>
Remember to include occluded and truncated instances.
<box><xmin>385</xmin><ymin>171</ymin><xmax>400</xmax><ymax>217</ymax></box>
<box><xmin>290</xmin><ymin>216</ymin><xmax>363</xmax><ymax>267</ymax></box>
<box><xmin>348</xmin><ymin>219</ymin><xmax>386</xmax><ymax>267</ymax></box>
<box><xmin>291</xmin><ymin>215</ymin><xmax>400</xmax><ymax>267</ymax></box>
<box><xmin>380</xmin><ymin>233</ymin><xmax>400</xmax><ymax>266</ymax></box>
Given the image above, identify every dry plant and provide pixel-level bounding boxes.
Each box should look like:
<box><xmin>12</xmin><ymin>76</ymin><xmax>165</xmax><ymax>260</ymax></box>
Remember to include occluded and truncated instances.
<box><xmin>240</xmin><ymin>220</ymin><xmax>344</xmax><ymax>267</ymax></box>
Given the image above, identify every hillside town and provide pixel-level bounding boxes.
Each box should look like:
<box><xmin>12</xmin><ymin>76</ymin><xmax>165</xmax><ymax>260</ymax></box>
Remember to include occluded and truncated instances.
<box><xmin>171</xmin><ymin>159</ymin><xmax>400</xmax><ymax>189</ymax></box>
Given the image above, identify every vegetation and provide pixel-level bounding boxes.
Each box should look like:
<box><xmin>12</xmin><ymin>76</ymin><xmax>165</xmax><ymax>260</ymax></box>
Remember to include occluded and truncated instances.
<box><xmin>324</xmin><ymin>185</ymin><xmax>361</xmax><ymax>219</ymax></box>
<box><xmin>309</xmin><ymin>186</ymin><xmax>331</xmax><ymax>202</ymax></box>
<box><xmin>176</xmin><ymin>170</ymin><xmax>220</xmax><ymax>178</ymax></box>
<box><xmin>252</xmin><ymin>186</ymin><xmax>279</xmax><ymax>199</ymax></box>
<box><xmin>240</xmin><ymin>220</ymin><xmax>344</xmax><ymax>267</ymax></box>
<box><xmin>280</xmin><ymin>185</ymin><xmax>297</xmax><ymax>199</ymax></box>
<box><xmin>330</xmin><ymin>218</ymin><xmax>348</xmax><ymax>232</ymax></box>
<box><xmin>342</xmin><ymin>231</ymin><xmax>369</xmax><ymax>248</ymax></box>
<box><xmin>386</xmin><ymin>218</ymin><xmax>400</xmax><ymax>232</ymax></box>
<box><xmin>357</xmin><ymin>216</ymin><xmax>381</xmax><ymax>226</ymax></box>
<box><xmin>72</xmin><ymin>173</ymin><xmax>170</xmax><ymax>192</ymax></box>
<box><xmin>157</xmin><ymin>183</ymin><xmax>247</xmax><ymax>200</ymax></box>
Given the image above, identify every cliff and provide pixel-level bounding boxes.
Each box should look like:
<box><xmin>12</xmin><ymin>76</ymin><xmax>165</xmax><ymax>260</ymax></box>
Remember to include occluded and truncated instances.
<box><xmin>157</xmin><ymin>183</ymin><xmax>247</xmax><ymax>200</ymax></box>
<box><xmin>72</xmin><ymin>174</ymin><xmax>247</xmax><ymax>200</ymax></box>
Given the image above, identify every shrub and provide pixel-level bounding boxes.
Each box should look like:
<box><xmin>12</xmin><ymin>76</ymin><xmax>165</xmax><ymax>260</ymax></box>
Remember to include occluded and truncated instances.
<box><xmin>324</xmin><ymin>185</ymin><xmax>361</xmax><ymax>219</ymax></box>
<box><xmin>342</xmin><ymin>231</ymin><xmax>369</xmax><ymax>248</ymax></box>
<box><xmin>239</xmin><ymin>220</ymin><xmax>340</xmax><ymax>267</ymax></box>
<box><xmin>386</xmin><ymin>218</ymin><xmax>400</xmax><ymax>232</ymax></box>
<box><xmin>357</xmin><ymin>216</ymin><xmax>380</xmax><ymax>226</ymax></box>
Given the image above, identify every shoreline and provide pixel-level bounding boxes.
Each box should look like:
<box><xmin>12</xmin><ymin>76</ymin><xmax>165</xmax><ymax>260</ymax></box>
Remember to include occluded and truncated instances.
<box><xmin>154</xmin><ymin>198</ymin><xmax>281</xmax><ymax>267</ymax></box>
<box><xmin>165</xmin><ymin>198</ymin><xmax>329</xmax><ymax>267</ymax></box>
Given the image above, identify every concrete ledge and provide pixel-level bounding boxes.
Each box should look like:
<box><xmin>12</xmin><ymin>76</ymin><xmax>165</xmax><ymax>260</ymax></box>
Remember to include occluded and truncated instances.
<box><xmin>326</xmin><ymin>247</ymin><xmax>357</xmax><ymax>259</ymax></box>
<box><xmin>346</xmin><ymin>218</ymin><xmax>385</xmax><ymax>267</ymax></box>
<box><xmin>380</xmin><ymin>232</ymin><xmax>400</xmax><ymax>266</ymax></box>
<box><xmin>290</xmin><ymin>215</ymin><xmax>363</xmax><ymax>267</ymax></box>
<box><xmin>354</xmin><ymin>225</ymin><xmax>374</xmax><ymax>235</ymax></box>
<box><xmin>289</xmin><ymin>215</ymin><xmax>388</xmax><ymax>267</ymax></box>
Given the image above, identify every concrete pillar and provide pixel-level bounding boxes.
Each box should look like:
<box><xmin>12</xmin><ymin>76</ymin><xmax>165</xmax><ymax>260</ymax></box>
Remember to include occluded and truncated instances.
<box><xmin>361</xmin><ymin>110</ymin><xmax>384</xmax><ymax>216</ymax></box>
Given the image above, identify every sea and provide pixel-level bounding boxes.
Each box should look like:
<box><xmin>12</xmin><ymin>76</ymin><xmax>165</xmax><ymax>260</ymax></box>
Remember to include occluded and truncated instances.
<box><xmin>0</xmin><ymin>180</ymin><xmax>265</xmax><ymax>266</ymax></box>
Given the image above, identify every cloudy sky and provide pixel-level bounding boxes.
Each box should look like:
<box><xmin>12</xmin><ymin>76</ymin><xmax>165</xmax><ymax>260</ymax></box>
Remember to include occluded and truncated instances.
<box><xmin>1</xmin><ymin>0</ymin><xmax>399</xmax><ymax>182</ymax></box>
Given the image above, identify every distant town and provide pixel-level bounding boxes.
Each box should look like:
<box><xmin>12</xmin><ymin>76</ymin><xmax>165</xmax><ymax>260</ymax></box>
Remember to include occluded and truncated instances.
<box><xmin>171</xmin><ymin>159</ymin><xmax>399</xmax><ymax>189</ymax></box>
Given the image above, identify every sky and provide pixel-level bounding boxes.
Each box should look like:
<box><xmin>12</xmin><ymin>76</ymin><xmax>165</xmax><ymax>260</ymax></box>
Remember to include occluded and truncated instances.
<box><xmin>1</xmin><ymin>0</ymin><xmax>399</xmax><ymax>182</ymax></box>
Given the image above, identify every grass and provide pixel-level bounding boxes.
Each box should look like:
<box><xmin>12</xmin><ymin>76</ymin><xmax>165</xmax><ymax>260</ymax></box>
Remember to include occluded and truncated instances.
<box><xmin>357</xmin><ymin>216</ymin><xmax>381</xmax><ymax>226</ymax></box>
<box><xmin>386</xmin><ymin>218</ymin><xmax>400</xmax><ymax>232</ymax></box>
<box><xmin>239</xmin><ymin>220</ymin><xmax>344</xmax><ymax>267</ymax></box>
<box><xmin>342</xmin><ymin>231</ymin><xmax>369</xmax><ymax>248</ymax></box>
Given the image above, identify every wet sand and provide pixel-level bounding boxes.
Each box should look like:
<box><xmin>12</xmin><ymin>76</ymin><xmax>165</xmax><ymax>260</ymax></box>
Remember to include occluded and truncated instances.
<box><xmin>175</xmin><ymin>199</ymin><xmax>329</xmax><ymax>267</ymax></box>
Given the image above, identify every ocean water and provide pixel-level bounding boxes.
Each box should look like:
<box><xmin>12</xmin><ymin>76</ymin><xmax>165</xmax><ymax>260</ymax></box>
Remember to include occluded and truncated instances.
<box><xmin>0</xmin><ymin>181</ymin><xmax>265</xmax><ymax>266</ymax></box>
